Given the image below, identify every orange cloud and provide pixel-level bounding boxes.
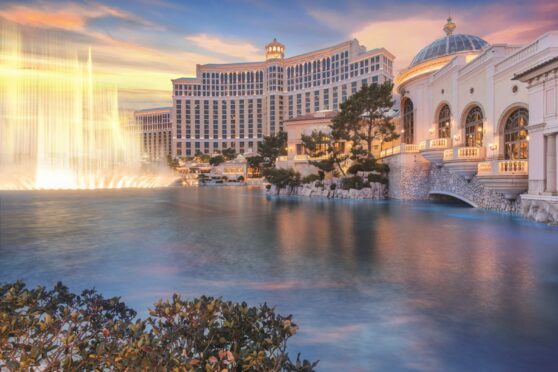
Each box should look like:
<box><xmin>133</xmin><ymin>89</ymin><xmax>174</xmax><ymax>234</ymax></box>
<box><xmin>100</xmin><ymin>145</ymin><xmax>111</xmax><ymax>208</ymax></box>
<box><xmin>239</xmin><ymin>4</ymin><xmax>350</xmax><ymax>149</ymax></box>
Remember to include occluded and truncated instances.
<box><xmin>352</xmin><ymin>18</ymin><xmax>443</xmax><ymax>72</ymax></box>
<box><xmin>0</xmin><ymin>1</ymin><xmax>154</xmax><ymax>31</ymax></box>
<box><xmin>0</xmin><ymin>6</ymin><xmax>85</xmax><ymax>30</ymax></box>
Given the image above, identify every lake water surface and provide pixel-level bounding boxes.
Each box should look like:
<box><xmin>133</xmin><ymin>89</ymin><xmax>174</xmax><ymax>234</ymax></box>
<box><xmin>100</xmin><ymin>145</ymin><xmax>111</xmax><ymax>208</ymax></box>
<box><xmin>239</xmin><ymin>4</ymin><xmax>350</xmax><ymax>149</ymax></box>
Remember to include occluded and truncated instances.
<box><xmin>1</xmin><ymin>187</ymin><xmax>558</xmax><ymax>371</ymax></box>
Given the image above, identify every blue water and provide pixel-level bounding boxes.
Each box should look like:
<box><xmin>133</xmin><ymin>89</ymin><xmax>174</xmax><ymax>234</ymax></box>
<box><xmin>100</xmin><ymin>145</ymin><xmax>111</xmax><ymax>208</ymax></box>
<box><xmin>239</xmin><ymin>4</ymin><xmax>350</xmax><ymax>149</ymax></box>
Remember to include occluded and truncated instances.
<box><xmin>1</xmin><ymin>187</ymin><xmax>558</xmax><ymax>371</ymax></box>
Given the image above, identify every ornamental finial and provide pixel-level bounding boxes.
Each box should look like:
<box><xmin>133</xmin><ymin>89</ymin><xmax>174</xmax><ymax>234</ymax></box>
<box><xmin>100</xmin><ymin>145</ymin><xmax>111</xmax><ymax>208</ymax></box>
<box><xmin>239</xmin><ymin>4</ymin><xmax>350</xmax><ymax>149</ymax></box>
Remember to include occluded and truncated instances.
<box><xmin>444</xmin><ymin>17</ymin><xmax>456</xmax><ymax>36</ymax></box>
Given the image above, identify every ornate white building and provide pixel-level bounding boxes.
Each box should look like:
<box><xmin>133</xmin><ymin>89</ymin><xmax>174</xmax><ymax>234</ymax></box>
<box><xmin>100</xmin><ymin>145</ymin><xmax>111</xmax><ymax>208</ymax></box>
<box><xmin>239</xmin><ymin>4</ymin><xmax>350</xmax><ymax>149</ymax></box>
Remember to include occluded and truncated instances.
<box><xmin>384</xmin><ymin>18</ymin><xmax>558</xmax><ymax>223</ymax></box>
<box><xmin>171</xmin><ymin>39</ymin><xmax>394</xmax><ymax>157</ymax></box>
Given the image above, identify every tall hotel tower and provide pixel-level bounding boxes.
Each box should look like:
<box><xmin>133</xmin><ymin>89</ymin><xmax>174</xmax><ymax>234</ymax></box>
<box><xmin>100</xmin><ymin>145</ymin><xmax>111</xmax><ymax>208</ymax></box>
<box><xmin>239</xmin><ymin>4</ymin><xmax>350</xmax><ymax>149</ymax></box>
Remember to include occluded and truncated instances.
<box><xmin>172</xmin><ymin>39</ymin><xmax>395</xmax><ymax>157</ymax></box>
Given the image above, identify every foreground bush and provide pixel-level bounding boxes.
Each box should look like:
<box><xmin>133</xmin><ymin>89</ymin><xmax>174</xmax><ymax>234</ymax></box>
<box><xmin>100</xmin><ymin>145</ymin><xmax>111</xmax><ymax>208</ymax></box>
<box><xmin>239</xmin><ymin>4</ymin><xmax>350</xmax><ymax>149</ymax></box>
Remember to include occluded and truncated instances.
<box><xmin>0</xmin><ymin>281</ymin><xmax>317</xmax><ymax>371</ymax></box>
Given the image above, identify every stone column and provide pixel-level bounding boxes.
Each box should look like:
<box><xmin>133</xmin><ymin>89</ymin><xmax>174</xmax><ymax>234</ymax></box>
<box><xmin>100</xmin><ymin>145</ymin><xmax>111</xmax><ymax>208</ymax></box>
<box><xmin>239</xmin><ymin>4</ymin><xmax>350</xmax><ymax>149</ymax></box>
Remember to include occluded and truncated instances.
<box><xmin>547</xmin><ymin>134</ymin><xmax>557</xmax><ymax>194</ymax></box>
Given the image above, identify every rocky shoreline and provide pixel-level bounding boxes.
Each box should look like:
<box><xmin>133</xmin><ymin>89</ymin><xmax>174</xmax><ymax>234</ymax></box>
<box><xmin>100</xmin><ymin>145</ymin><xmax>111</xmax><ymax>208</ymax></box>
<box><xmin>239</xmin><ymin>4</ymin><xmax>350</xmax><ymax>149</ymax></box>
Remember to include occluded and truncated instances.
<box><xmin>266</xmin><ymin>180</ymin><xmax>388</xmax><ymax>200</ymax></box>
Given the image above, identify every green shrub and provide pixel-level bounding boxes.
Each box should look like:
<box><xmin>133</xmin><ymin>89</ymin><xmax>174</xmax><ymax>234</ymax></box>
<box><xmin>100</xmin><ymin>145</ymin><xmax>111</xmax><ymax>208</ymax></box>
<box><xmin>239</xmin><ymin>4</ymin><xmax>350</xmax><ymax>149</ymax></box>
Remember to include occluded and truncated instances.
<box><xmin>262</xmin><ymin>168</ymin><xmax>301</xmax><ymax>190</ymax></box>
<box><xmin>209</xmin><ymin>155</ymin><xmax>225</xmax><ymax>166</ymax></box>
<box><xmin>0</xmin><ymin>281</ymin><xmax>317</xmax><ymax>371</ymax></box>
<box><xmin>301</xmin><ymin>174</ymin><xmax>320</xmax><ymax>184</ymax></box>
<box><xmin>314</xmin><ymin>181</ymin><xmax>323</xmax><ymax>188</ymax></box>
<box><xmin>346</xmin><ymin>163</ymin><xmax>364</xmax><ymax>175</ymax></box>
<box><xmin>237</xmin><ymin>175</ymin><xmax>245</xmax><ymax>182</ymax></box>
<box><xmin>330</xmin><ymin>183</ymin><xmax>337</xmax><ymax>191</ymax></box>
<box><xmin>341</xmin><ymin>175</ymin><xmax>364</xmax><ymax>190</ymax></box>
<box><xmin>265</xmin><ymin>184</ymin><xmax>272</xmax><ymax>190</ymax></box>
<box><xmin>367</xmin><ymin>173</ymin><xmax>388</xmax><ymax>185</ymax></box>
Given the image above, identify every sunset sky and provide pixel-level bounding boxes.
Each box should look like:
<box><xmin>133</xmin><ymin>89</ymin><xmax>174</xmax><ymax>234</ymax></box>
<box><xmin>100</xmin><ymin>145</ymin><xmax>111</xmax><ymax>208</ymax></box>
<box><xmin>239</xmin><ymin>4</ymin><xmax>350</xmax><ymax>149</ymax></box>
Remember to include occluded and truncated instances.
<box><xmin>2</xmin><ymin>0</ymin><xmax>557</xmax><ymax>110</ymax></box>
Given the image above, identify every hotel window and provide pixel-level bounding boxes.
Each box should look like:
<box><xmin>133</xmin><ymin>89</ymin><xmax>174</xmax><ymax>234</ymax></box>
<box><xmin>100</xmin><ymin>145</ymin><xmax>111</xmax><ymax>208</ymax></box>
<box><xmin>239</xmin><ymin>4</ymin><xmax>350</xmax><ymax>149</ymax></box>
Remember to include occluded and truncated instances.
<box><xmin>351</xmin><ymin>81</ymin><xmax>357</xmax><ymax>94</ymax></box>
<box><xmin>314</xmin><ymin>90</ymin><xmax>319</xmax><ymax>112</ymax></box>
<box><xmin>239</xmin><ymin>100</ymin><xmax>245</xmax><ymax>138</ymax></box>
<box><xmin>402</xmin><ymin>99</ymin><xmax>414</xmax><ymax>144</ymax></box>
<box><xmin>185</xmin><ymin>101</ymin><xmax>191</xmax><ymax>139</ymax></box>
<box><xmin>504</xmin><ymin>108</ymin><xmax>528</xmax><ymax>160</ymax></box>
<box><xmin>213</xmin><ymin>101</ymin><xmax>218</xmax><ymax>138</ymax></box>
<box><xmin>248</xmin><ymin>99</ymin><xmax>254</xmax><ymax>138</ymax></box>
<box><xmin>257</xmin><ymin>99</ymin><xmax>263</xmax><ymax>137</ymax></box>
<box><xmin>230</xmin><ymin>101</ymin><xmax>236</xmax><ymax>138</ymax></box>
<box><xmin>288</xmin><ymin>95</ymin><xmax>293</xmax><ymax>118</ymax></box>
<box><xmin>203</xmin><ymin>100</ymin><xmax>209</xmax><ymax>138</ymax></box>
<box><xmin>333</xmin><ymin>87</ymin><xmax>338</xmax><ymax>110</ymax></box>
<box><xmin>176</xmin><ymin>100</ymin><xmax>182</xmax><ymax>139</ymax></box>
<box><xmin>305</xmin><ymin>92</ymin><xmax>311</xmax><ymax>113</ymax></box>
<box><xmin>437</xmin><ymin>104</ymin><xmax>451</xmax><ymax>139</ymax></box>
<box><xmin>323</xmin><ymin>89</ymin><xmax>329</xmax><ymax>110</ymax></box>
<box><xmin>342</xmin><ymin>85</ymin><xmax>347</xmax><ymax>103</ymax></box>
<box><xmin>222</xmin><ymin>101</ymin><xmax>227</xmax><ymax>138</ymax></box>
<box><xmin>194</xmin><ymin>100</ymin><xmax>200</xmax><ymax>139</ymax></box>
<box><xmin>464</xmin><ymin>106</ymin><xmax>484</xmax><ymax>147</ymax></box>
<box><xmin>296</xmin><ymin>94</ymin><xmax>302</xmax><ymax>116</ymax></box>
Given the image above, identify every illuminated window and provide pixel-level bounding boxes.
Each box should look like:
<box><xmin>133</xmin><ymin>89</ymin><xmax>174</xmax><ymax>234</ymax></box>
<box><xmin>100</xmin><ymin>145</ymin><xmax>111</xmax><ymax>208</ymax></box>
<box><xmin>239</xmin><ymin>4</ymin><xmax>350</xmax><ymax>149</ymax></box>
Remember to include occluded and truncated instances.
<box><xmin>402</xmin><ymin>99</ymin><xmax>414</xmax><ymax>144</ymax></box>
<box><xmin>438</xmin><ymin>104</ymin><xmax>451</xmax><ymax>138</ymax></box>
<box><xmin>464</xmin><ymin>106</ymin><xmax>483</xmax><ymax>147</ymax></box>
<box><xmin>504</xmin><ymin>108</ymin><xmax>528</xmax><ymax>159</ymax></box>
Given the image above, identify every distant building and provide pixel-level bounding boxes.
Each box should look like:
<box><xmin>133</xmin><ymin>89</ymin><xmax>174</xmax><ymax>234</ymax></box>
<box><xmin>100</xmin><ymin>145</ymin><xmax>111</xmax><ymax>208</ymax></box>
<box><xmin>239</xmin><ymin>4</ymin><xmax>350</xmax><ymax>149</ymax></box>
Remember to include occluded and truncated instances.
<box><xmin>277</xmin><ymin>111</ymin><xmax>345</xmax><ymax>176</ymax></box>
<box><xmin>134</xmin><ymin>107</ymin><xmax>172</xmax><ymax>161</ymax></box>
<box><xmin>171</xmin><ymin>39</ymin><xmax>395</xmax><ymax>157</ymax></box>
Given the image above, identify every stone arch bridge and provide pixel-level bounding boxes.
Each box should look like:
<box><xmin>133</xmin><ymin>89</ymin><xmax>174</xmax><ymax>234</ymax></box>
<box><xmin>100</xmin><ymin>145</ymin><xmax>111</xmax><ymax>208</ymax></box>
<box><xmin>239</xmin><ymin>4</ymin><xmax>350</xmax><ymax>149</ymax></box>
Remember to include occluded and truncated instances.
<box><xmin>383</xmin><ymin>153</ymin><xmax>520</xmax><ymax>213</ymax></box>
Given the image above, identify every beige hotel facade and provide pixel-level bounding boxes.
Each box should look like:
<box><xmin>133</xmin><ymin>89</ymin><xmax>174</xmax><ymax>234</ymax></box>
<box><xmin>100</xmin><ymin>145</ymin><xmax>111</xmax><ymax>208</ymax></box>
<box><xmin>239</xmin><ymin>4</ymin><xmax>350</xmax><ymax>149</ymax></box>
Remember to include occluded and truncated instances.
<box><xmin>171</xmin><ymin>38</ymin><xmax>394</xmax><ymax>157</ymax></box>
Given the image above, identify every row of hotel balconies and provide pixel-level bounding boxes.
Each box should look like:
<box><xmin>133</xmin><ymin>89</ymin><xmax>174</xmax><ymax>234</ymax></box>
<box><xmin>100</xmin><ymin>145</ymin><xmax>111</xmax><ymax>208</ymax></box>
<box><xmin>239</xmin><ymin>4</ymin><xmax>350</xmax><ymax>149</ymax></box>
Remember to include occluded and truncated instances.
<box><xmin>379</xmin><ymin>138</ymin><xmax>528</xmax><ymax>199</ymax></box>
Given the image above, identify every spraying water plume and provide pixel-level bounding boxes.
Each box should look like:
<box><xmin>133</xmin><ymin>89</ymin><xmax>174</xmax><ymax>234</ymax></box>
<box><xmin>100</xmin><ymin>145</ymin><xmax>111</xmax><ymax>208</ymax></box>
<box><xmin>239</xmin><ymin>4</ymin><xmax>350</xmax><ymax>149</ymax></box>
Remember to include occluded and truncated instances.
<box><xmin>0</xmin><ymin>22</ymin><xmax>176</xmax><ymax>190</ymax></box>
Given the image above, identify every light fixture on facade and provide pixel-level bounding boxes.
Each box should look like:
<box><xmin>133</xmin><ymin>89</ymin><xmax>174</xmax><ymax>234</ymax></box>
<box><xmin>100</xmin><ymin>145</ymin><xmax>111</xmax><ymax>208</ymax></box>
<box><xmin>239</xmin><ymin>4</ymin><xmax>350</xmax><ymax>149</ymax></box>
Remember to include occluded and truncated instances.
<box><xmin>489</xmin><ymin>143</ymin><xmax>497</xmax><ymax>151</ymax></box>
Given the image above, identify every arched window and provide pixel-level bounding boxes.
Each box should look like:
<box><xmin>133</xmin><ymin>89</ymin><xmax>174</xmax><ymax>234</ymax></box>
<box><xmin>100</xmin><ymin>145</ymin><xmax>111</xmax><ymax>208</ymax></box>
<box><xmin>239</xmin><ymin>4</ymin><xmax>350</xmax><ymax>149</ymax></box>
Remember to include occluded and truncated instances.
<box><xmin>438</xmin><ymin>104</ymin><xmax>451</xmax><ymax>138</ymax></box>
<box><xmin>402</xmin><ymin>99</ymin><xmax>414</xmax><ymax>144</ymax></box>
<box><xmin>464</xmin><ymin>106</ymin><xmax>483</xmax><ymax>147</ymax></box>
<box><xmin>504</xmin><ymin>108</ymin><xmax>528</xmax><ymax>159</ymax></box>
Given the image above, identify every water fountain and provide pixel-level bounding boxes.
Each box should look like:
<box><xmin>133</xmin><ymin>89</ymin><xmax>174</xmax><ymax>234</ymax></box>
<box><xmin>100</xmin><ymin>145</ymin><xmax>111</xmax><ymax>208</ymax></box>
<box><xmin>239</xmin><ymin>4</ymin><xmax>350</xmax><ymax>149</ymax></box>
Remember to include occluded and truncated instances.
<box><xmin>0</xmin><ymin>23</ymin><xmax>176</xmax><ymax>190</ymax></box>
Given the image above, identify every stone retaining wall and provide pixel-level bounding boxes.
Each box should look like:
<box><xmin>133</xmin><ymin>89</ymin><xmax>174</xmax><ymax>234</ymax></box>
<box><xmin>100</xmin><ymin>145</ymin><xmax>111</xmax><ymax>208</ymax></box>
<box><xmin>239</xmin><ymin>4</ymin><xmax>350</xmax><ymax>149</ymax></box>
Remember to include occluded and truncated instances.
<box><xmin>267</xmin><ymin>180</ymin><xmax>388</xmax><ymax>200</ymax></box>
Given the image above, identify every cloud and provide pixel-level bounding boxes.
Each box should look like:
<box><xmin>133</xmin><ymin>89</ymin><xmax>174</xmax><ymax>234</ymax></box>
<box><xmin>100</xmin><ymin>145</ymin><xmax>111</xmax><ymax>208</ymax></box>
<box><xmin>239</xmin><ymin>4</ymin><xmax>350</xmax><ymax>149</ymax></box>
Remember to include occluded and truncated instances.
<box><xmin>0</xmin><ymin>1</ymin><xmax>154</xmax><ymax>31</ymax></box>
<box><xmin>185</xmin><ymin>33</ymin><xmax>262</xmax><ymax>61</ymax></box>
<box><xmin>311</xmin><ymin>0</ymin><xmax>558</xmax><ymax>73</ymax></box>
<box><xmin>352</xmin><ymin>18</ymin><xmax>443</xmax><ymax>72</ymax></box>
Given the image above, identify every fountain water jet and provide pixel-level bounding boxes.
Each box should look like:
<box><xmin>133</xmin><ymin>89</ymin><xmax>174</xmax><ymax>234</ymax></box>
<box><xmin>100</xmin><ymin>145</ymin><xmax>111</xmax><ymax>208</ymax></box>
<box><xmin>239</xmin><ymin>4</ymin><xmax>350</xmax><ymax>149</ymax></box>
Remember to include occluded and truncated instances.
<box><xmin>0</xmin><ymin>23</ymin><xmax>176</xmax><ymax>190</ymax></box>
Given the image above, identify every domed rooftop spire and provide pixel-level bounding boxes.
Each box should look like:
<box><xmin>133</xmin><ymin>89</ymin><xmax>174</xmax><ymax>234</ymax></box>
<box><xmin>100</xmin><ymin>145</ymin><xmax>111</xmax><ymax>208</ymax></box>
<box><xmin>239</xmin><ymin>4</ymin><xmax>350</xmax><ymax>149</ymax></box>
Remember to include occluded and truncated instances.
<box><xmin>265</xmin><ymin>38</ymin><xmax>285</xmax><ymax>60</ymax></box>
<box><xmin>409</xmin><ymin>17</ymin><xmax>487</xmax><ymax>67</ymax></box>
<box><xmin>443</xmin><ymin>17</ymin><xmax>456</xmax><ymax>36</ymax></box>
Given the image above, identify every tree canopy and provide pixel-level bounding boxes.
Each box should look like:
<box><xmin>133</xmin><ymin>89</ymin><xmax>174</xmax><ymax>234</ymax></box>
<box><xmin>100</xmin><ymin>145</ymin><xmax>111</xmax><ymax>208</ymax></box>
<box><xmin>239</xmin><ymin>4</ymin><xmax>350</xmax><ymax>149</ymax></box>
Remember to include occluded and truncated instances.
<box><xmin>258</xmin><ymin>130</ymin><xmax>287</xmax><ymax>168</ymax></box>
<box><xmin>331</xmin><ymin>82</ymin><xmax>399</xmax><ymax>158</ymax></box>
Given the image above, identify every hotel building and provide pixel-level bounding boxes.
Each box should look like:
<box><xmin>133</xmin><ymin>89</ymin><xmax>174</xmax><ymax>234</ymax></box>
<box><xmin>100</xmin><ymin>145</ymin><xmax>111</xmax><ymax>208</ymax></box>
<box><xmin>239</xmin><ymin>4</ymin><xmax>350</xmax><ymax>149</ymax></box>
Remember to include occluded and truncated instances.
<box><xmin>171</xmin><ymin>38</ymin><xmax>395</xmax><ymax>157</ymax></box>
<box><xmin>381</xmin><ymin>18</ymin><xmax>558</xmax><ymax>223</ymax></box>
<box><xmin>133</xmin><ymin>107</ymin><xmax>173</xmax><ymax>161</ymax></box>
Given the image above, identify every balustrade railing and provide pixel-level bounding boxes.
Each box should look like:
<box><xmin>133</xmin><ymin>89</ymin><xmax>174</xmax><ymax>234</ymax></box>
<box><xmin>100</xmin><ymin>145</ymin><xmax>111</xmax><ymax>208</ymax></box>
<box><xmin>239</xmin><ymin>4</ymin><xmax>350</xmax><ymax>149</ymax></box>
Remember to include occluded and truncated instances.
<box><xmin>419</xmin><ymin>138</ymin><xmax>451</xmax><ymax>151</ymax></box>
<box><xmin>477</xmin><ymin>160</ymin><xmax>528</xmax><ymax>176</ymax></box>
<box><xmin>379</xmin><ymin>143</ymin><xmax>419</xmax><ymax>158</ymax></box>
<box><xmin>443</xmin><ymin>147</ymin><xmax>486</xmax><ymax>162</ymax></box>
<box><xmin>294</xmin><ymin>155</ymin><xmax>308</xmax><ymax>161</ymax></box>
<box><xmin>277</xmin><ymin>156</ymin><xmax>288</xmax><ymax>162</ymax></box>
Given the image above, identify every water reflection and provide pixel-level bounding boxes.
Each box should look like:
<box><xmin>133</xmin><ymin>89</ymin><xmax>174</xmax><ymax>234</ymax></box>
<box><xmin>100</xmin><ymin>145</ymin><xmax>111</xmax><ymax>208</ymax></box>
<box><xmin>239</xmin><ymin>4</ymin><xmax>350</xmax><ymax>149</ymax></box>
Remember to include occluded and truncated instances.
<box><xmin>1</xmin><ymin>188</ymin><xmax>558</xmax><ymax>370</ymax></box>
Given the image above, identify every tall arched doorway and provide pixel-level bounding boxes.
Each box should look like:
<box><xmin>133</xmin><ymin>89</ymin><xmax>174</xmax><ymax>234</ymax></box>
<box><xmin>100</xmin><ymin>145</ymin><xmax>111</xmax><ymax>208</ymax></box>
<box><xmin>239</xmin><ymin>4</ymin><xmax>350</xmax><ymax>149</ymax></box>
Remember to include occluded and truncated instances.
<box><xmin>438</xmin><ymin>104</ymin><xmax>451</xmax><ymax>138</ymax></box>
<box><xmin>402</xmin><ymin>99</ymin><xmax>414</xmax><ymax>144</ymax></box>
<box><xmin>464</xmin><ymin>106</ymin><xmax>483</xmax><ymax>147</ymax></box>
